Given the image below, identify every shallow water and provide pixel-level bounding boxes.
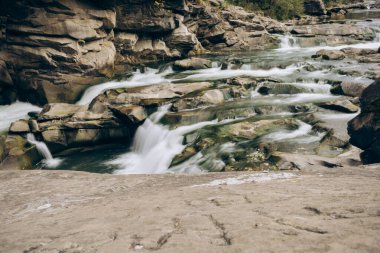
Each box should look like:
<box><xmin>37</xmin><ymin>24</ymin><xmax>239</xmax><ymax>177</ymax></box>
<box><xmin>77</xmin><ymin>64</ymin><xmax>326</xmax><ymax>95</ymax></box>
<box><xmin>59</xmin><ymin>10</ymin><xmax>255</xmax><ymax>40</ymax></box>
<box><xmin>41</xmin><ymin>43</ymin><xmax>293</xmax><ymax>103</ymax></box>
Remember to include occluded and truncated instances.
<box><xmin>4</xmin><ymin>13</ymin><xmax>378</xmax><ymax>174</ymax></box>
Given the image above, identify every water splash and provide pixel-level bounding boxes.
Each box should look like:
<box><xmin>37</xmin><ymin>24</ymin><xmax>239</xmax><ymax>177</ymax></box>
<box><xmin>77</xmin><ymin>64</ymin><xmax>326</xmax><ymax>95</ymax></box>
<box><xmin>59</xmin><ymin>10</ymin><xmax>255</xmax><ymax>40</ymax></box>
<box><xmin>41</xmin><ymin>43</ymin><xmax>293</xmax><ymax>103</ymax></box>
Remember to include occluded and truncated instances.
<box><xmin>263</xmin><ymin>120</ymin><xmax>322</xmax><ymax>144</ymax></box>
<box><xmin>76</xmin><ymin>67</ymin><xmax>173</xmax><ymax>105</ymax></box>
<box><xmin>278</xmin><ymin>34</ymin><xmax>300</xmax><ymax>50</ymax></box>
<box><xmin>0</xmin><ymin>102</ymin><xmax>42</xmax><ymax>133</ymax></box>
<box><xmin>109</xmin><ymin>105</ymin><xmax>217</xmax><ymax>174</ymax></box>
<box><xmin>26</xmin><ymin>133</ymin><xmax>62</xmax><ymax>168</ymax></box>
<box><xmin>177</xmin><ymin>64</ymin><xmax>300</xmax><ymax>82</ymax></box>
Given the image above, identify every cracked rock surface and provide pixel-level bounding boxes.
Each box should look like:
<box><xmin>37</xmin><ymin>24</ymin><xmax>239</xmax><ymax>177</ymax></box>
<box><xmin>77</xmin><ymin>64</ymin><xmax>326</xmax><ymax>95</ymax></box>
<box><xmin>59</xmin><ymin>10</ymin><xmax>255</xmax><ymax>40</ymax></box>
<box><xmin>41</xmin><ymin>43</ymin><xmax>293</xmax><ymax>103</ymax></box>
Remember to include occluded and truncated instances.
<box><xmin>0</xmin><ymin>161</ymin><xmax>379</xmax><ymax>252</ymax></box>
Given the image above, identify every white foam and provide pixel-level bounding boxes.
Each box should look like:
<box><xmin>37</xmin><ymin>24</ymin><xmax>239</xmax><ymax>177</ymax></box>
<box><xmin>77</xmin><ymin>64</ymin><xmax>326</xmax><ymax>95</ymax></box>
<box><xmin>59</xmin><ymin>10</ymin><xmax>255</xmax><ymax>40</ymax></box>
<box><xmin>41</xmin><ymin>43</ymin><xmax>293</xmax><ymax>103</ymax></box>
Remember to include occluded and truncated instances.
<box><xmin>110</xmin><ymin>106</ymin><xmax>217</xmax><ymax>174</ymax></box>
<box><xmin>77</xmin><ymin>67</ymin><xmax>173</xmax><ymax>105</ymax></box>
<box><xmin>27</xmin><ymin>133</ymin><xmax>62</xmax><ymax>168</ymax></box>
<box><xmin>0</xmin><ymin>102</ymin><xmax>41</xmax><ymax>133</ymax></box>
<box><xmin>193</xmin><ymin>172</ymin><xmax>296</xmax><ymax>186</ymax></box>
<box><xmin>178</xmin><ymin>64</ymin><xmax>299</xmax><ymax>82</ymax></box>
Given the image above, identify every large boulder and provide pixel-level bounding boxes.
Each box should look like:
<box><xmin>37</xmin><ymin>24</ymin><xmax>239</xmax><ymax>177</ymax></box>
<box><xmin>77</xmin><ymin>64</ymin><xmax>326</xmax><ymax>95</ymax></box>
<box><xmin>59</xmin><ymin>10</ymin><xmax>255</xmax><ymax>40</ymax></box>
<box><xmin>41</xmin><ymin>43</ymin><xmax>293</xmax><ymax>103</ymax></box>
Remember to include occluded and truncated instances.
<box><xmin>348</xmin><ymin>79</ymin><xmax>380</xmax><ymax>164</ymax></box>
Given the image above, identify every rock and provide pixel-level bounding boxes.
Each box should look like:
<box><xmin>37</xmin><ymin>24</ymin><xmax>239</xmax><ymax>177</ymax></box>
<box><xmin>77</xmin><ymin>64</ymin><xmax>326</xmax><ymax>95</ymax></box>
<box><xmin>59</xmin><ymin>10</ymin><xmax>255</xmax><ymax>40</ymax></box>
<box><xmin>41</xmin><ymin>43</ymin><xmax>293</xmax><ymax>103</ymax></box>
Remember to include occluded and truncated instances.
<box><xmin>116</xmin><ymin>4</ymin><xmax>176</xmax><ymax>33</ymax></box>
<box><xmin>109</xmin><ymin>105</ymin><xmax>147</xmax><ymax>124</ymax></box>
<box><xmin>115</xmin><ymin>32</ymin><xmax>139</xmax><ymax>52</ymax></box>
<box><xmin>313</xmin><ymin>49</ymin><xmax>346</xmax><ymax>60</ymax></box>
<box><xmin>291</xmin><ymin>24</ymin><xmax>375</xmax><ymax>41</ymax></box>
<box><xmin>348</xmin><ymin>79</ymin><xmax>380</xmax><ymax>164</ymax></box>
<box><xmin>165</xmin><ymin>22</ymin><xmax>200</xmax><ymax>55</ymax></box>
<box><xmin>2</xmin><ymin>0</ymin><xmax>117</xmax><ymax>105</ymax></box>
<box><xmin>317</xmin><ymin>100</ymin><xmax>359</xmax><ymax>113</ymax></box>
<box><xmin>39</xmin><ymin>103</ymin><xmax>86</xmax><ymax>121</ymax></box>
<box><xmin>0</xmin><ymin>135</ymin><xmax>42</xmax><ymax>170</ymax></box>
<box><xmin>173</xmin><ymin>58</ymin><xmax>212</xmax><ymax>71</ymax></box>
<box><xmin>9</xmin><ymin>120</ymin><xmax>30</xmax><ymax>133</ymax></box>
<box><xmin>304</xmin><ymin>0</ymin><xmax>327</xmax><ymax>16</ymax></box>
<box><xmin>200</xmin><ymin>89</ymin><xmax>225</xmax><ymax>104</ymax></box>
<box><xmin>341</xmin><ymin>81</ymin><xmax>370</xmax><ymax>97</ymax></box>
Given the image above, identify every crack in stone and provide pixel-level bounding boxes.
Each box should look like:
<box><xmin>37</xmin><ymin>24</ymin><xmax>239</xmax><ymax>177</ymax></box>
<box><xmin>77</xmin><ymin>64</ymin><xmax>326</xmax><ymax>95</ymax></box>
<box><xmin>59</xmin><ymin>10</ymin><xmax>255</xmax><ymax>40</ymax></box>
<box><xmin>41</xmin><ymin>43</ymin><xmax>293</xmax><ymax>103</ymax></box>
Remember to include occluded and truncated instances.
<box><xmin>209</xmin><ymin>214</ymin><xmax>232</xmax><ymax>245</ymax></box>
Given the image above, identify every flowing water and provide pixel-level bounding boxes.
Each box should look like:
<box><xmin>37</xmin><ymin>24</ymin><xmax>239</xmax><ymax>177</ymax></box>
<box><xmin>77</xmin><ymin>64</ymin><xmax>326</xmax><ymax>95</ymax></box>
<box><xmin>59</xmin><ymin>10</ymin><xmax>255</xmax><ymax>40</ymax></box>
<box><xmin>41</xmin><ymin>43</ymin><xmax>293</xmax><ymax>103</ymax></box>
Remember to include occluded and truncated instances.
<box><xmin>0</xmin><ymin>102</ymin><xmax>41</xmax><ymax>133</ymax></box>
<box><xmin>26</xmin><ymin>133</ymin><xmax>62</xmax><ymax>168</ymax></box>
<box><xmin>2</xmin><ymin>10</ymin><xmax>379</xmax><ymax>173</ymax></box>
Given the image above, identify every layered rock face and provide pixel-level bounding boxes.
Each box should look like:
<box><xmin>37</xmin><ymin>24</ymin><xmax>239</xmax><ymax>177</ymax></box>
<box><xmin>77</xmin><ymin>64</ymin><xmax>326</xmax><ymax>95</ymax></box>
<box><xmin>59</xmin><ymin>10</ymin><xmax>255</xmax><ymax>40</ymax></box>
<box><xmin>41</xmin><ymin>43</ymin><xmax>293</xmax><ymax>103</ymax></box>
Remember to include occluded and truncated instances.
<box><xmin>348</xmin><ymin>79</ymin><xmax>380</xmax><ymax>164</ymax></box>
<box><xmin>0</xmin><ymin>0</ymin><xmax>117</xmax><ymax>105</ymax></box>
<box><xmin>0</xmin><ymin>0</ymin><xmax>281</xmax><ymax>105</ymax></box>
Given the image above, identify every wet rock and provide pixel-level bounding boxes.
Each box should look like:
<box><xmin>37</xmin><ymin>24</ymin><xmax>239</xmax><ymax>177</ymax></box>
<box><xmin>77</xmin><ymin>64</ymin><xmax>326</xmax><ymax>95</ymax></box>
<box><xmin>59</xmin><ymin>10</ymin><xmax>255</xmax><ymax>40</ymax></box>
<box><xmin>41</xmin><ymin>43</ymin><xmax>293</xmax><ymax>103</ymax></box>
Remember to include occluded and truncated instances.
<box><xmin>109</xmin><ymin>105</ymin><xmax>147</xmax><ymax>124</ymax></box>
<box><xmin>313</xmin><ymin>49</ymin><xmax>346</xmax><ymax>60</ymax></box>
<box><xmin>0</xmin><ymin>135</ymin><xmax>41</xmax><ymax>170</ymax></box>
<box><xmin>317</xmin><ymin>100</ymin><xmax>359</xmax><ymax>113</ymax></box>
<box><xmin>340</xmin><ymin>81</ymin><xmax>370</xmax><ymax>97</ymax></box>
<box><xmin>304</xmin><ymin>0</ymin><xmax>327</xmax><ymax>16</ymax></box>
<box><xmin>173</xmin><ymin>58</ymin><xmax>212</xmax><ymax>71</ymax></box>
<box><xmin>348</xmin><ymin>79</ymin><xmax>380</xmax><ymax>164</ymax></box>
<box><xmin>317</xmin><ymin>130</ymin><xmax>350</xmax><ymax>157</ymax></box>
<box><xmin>9</xmin><ymin>120</ymin><xmax>30</xmax><ymax>134</ymax></box>
<box><xmin>39</xmin><ymin>103</ymin><xmax>86</xmax><ymax>121</ymax></box>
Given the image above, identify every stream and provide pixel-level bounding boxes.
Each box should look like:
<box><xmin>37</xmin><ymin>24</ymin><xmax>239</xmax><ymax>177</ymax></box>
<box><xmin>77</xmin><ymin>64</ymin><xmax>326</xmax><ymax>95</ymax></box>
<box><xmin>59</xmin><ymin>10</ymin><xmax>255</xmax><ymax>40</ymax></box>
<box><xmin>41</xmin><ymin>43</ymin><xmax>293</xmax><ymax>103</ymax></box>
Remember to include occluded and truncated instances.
<box><xmin>1</xmin><ymin>8</ymin><xmax>379</xmax><ymax>174</ymax></box>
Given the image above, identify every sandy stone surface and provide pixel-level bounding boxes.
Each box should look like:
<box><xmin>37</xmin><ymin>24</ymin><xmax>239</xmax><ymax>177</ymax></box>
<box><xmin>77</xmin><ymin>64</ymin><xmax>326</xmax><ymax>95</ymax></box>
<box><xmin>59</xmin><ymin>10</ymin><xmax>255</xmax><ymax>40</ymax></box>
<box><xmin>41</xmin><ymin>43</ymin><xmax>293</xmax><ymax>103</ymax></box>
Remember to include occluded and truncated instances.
<box><xmin>0</xmin><ymin>164</ymin><xmax>380</xmax><ymax>253</ymax></box>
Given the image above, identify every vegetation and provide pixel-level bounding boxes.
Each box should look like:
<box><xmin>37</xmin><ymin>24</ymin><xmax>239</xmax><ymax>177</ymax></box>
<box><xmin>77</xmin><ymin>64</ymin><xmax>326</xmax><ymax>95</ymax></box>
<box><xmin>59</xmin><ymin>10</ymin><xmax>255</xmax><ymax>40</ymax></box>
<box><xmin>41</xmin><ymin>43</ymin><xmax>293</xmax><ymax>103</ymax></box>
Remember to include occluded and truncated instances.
<box><xmin>226</xmin><ymin>0</ymin><xmax>352</xmax><ymax>20</ymax></box>
<box><xmin>226</xmin><ymin>0</ymin><xmax>304</xmax><ymax>20</ymax></box>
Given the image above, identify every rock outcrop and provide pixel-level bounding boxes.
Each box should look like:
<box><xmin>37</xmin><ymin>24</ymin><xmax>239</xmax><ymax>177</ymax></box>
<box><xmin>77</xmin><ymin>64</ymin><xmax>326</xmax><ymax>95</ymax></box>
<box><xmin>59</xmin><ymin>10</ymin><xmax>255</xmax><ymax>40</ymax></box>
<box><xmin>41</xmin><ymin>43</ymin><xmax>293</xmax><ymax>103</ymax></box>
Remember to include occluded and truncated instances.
<box><xmin>0</xmin><ymin>0</ymin><xmax>285</xmax><ymax>106</ymax></box>
<box><xmin>348</xmin><ymin>79</ymin><xmax>380</xmax><ymax>164</ymax></box>
<box><xmin>0</xmin><ymin>0</ymin><xmax>117</xmax><ymax>105</ymax></box>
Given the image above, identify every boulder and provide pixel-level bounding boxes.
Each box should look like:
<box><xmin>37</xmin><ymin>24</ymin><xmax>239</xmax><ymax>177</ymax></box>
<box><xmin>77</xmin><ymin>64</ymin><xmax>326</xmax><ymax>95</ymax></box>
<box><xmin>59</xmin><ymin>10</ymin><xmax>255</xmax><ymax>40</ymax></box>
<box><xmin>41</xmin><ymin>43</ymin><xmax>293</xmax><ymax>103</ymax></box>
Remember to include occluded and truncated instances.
<box><xmin>348</xmin><ymin>79</ymin><xmax>380</xmax><ymax>164</ymax></box>
<box><xmin>341</xmin><ymin>81</ymin><xmax>370</xmax><ymax>97</ymax></box>
<box><xmin>317</xmin><ymin>100</ymin><xmax>359</xmax><ymax>113</ymax></box>
<box><xmin>304</xmin><ymin>0</ymin><xmax>327</xmax><ymax>16</ymax></box>
<box><xmin>9</xmin><ymin>120</ymin><xmax>30</xmax><ymax>133</ymax></box>
<box><xmin>313</xmin><ymin>49</ymin><xmax>346</xmax><ymax>60</ymax></box>
<box><xmin>0</xmin><ymin>135</ymin><xmax>42</xmax><ymax>170</ymax></box>
<box><xmin>173</xmin><ymin>58</ymin><xmax>212</xmax><ymax>71</ymax></box>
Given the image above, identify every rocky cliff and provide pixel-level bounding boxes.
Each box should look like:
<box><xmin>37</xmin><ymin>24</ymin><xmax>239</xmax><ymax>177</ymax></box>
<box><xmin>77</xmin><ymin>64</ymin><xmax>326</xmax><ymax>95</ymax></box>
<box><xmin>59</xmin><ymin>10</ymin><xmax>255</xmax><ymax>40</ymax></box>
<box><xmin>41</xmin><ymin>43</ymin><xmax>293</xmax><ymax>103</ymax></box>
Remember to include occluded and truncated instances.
<box><xmin>0</xmin><ymin>0</ymin><xmax>282</xmax><ymax>106</ymax></box>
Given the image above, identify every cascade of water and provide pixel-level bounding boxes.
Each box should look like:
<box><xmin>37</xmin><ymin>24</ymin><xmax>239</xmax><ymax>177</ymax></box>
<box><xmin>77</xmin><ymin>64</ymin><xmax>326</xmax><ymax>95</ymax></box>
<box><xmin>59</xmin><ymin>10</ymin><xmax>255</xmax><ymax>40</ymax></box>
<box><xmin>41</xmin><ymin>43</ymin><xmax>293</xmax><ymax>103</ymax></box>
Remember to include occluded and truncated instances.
<box><xmin>109</xmin><ymin>105</ymin><xmax>217</xmax><ymax>174</ymax></box>
<box><xmin>26</xmin><ymin>133</ymin><xmax>62</xmax><ymax>168</ymax></box>
<box><xmin>278</xmin><ymin>34</ymin><xmax>300</xmax><ymax>50</ymax></box>
<box><xmin>263</xmin><ymin>120</ymin><xmax>322</xmax><ymax>144</ymax></box>
<box><xmin>76</xmin><ymin>67</ymin><xmax>173</xmax><ymax>105</ymax></box>
<box><xmin>0</xmin><ymin>102</ymin><xmax>42</xmax><ymax>133</ymax></box>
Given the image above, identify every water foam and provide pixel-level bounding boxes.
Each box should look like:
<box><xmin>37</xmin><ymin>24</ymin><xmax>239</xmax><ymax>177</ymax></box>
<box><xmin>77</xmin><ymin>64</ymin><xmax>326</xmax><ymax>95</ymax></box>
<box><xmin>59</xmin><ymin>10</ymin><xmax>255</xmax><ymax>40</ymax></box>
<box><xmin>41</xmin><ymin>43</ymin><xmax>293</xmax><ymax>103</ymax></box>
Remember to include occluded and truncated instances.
<box><xmin>26</xmin><ymin>133</ymin><xmax>62</xmax><ymax>168</ymax></box>
<box><xmin>77</xmin><ymin>67</ymin><xmax>173</xmax><ymax>105</ymax></box>
<box><xmin>109</xmin><ymin>105</ymin><xmax>217</xmax><ymax>174</ymax></box>
<box><xmin>0</xmin><ymin>102</ymin><xmax>42</xmax><ymax>133</ymax></box>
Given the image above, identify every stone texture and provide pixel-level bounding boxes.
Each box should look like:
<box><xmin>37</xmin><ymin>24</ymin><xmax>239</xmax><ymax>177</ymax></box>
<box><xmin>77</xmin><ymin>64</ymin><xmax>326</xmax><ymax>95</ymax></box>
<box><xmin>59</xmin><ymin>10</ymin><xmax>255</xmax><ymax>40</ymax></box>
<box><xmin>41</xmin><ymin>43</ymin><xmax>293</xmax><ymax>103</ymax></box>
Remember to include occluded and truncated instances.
<box><xmin>348</xmin><ymin>79</ymin><xmax>380</xmax><ymax>164</ymax></box>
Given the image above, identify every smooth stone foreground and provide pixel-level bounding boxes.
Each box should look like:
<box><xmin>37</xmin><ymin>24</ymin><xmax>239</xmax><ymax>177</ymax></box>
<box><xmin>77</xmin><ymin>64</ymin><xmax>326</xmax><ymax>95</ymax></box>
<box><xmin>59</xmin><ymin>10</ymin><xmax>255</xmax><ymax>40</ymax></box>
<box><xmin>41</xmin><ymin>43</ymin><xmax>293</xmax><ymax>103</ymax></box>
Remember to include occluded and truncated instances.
<box><xmin>0</xmin><ymin>161</ymin><xmax>379</xmax><ymax>252</ymax></box>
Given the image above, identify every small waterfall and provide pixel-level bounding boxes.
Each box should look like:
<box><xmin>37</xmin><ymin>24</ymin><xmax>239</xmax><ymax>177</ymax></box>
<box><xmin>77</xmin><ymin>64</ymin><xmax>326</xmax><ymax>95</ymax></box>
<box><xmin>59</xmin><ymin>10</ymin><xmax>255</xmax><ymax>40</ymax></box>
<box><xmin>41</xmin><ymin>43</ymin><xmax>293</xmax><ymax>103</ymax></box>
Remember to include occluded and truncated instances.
<box><xmin>279</xmin><ymin>34</ymin><xmax>300</xmax><ymax>50</ymax></box>
<box><xmin>263</xmin><ymin>120</ymin><xmax>322</xmax><ymax>144</ymax></box>
<box><xmin>109</xmin><ymin>105</ymin><xmax>217</xmax><ymax>174</ymax></box>
<box><xmin>26</xmin><ymin>133</ymin><xmax>62</xmax><ymax>168</ymax></box>
<box><xmin>0</xmin><ymin>102</ymin><xmax>42</xmax><ymax>133</ymax></box>
<box><xmin>77</xmin><ymin>67</ymin><xmax>173</xmax><ymax>105</ymax></box>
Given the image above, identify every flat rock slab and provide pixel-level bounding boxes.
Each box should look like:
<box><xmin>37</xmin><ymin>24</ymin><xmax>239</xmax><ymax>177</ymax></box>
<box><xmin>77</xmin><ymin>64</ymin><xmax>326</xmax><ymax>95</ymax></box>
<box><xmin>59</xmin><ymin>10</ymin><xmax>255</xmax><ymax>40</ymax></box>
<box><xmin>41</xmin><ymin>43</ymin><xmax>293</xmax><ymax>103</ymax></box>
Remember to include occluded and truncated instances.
<box><xmin>0</xmin><ymin>166</ymin><xmax>379</xmax><ymax>252</ymax></box>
